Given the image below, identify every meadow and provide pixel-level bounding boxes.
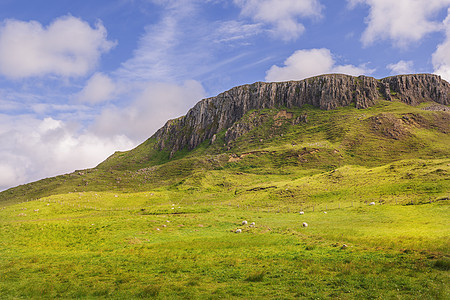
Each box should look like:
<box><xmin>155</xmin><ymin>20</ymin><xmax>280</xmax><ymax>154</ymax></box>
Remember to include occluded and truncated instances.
<box><xmin>0</xmin><ymin>190</ymin><xmax>448</xmax><ymax>299</ymax></box>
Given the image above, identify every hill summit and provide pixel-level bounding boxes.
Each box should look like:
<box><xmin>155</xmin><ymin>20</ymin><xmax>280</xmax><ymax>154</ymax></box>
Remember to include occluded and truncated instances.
<box><xmin>152</xmin><ymin>74</ymin><xmax>449</xmax><ymax>156</ymax></box>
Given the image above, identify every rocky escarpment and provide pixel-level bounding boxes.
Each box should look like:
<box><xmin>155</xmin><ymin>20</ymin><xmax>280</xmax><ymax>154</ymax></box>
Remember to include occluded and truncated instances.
<box><xmin>383</xmin><ymin>74</ymin><xmax>450</xmax><ymax>105</ymax></box>
<box><xmin>152</xmin><ymin>74</ymin><xmax>450</xmax><ymax>156</ymax></box>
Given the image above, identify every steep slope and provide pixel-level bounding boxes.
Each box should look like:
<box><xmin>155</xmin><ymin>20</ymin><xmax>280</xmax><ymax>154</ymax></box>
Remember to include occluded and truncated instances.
<box><xmin>99</xmin><ymin>73</ymin><xmax>449</xmax><ymax>170</ymax></box>
<box><xmin>149</xmin><ymin>74</ymin><xmax>449</xmax><ymax>157</ymax></box>
<box><xmin>0</xmin><ymin>74</ymin><xmax>449</xmax><ymax>205</ymax></box>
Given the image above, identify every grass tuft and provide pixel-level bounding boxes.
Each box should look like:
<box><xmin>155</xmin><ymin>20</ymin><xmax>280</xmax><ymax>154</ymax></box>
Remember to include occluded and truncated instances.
<box><xmin>136</xmin><ymin>285</ymin><xmax>161</xmax><ymax>298</ymax></box>
<box><xmin>245</xmin><ymin>270</ymin><xmax>266</xmax><ymax>282</ymax></box>
<box><xmin>434</xmin><ymin>258</ymin><xmax>450</xmax><ymax>271</ymax></box>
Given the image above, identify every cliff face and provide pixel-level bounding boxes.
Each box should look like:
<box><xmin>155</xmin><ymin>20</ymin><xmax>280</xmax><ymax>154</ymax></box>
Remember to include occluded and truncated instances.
<box><xmin>382</xmin><ymin>74</ymin><xmax>450</xmax><ymax>105</ymax></box>
<box><xmin>152</xmin><ymin>74</ymin><xmax>450</xmax><ymax>155</ymax></box>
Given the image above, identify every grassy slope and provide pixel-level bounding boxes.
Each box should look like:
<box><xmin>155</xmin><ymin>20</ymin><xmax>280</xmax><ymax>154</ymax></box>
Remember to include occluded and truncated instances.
<box><xmin>1</xmin><ymin>100</ymin><xmax>449</xmax><ymax>205</ymax></box>
<box><xmin>0</xmin><ymin>100</ymin><xmax>449</xmax><ymax>298</ymax></box>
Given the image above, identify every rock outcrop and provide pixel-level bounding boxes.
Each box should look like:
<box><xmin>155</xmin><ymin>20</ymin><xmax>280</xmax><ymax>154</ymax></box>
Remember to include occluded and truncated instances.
<box><xmin>152</xmin><ymin>74</ymin><xmax>450</xmax><ymax>156</ymax></box>
<box><xmin>383</xmin><ymin>74</ymin><xmax>450</xmax><ymax>105</ymax></box>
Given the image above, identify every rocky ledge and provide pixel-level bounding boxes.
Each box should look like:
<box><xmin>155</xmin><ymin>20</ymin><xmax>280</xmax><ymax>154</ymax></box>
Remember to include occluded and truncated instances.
<box><xmin>152</xmin><ymin>74</ymin><xmax>450</xmax><ymax>156</ymax></box>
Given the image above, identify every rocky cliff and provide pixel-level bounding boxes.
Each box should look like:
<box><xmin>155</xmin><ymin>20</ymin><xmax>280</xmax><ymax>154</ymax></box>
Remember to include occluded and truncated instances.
<box><xmin>152</xmin><ymin>74</ymin><xmax>450</xmax><ymax>156</ymax></box>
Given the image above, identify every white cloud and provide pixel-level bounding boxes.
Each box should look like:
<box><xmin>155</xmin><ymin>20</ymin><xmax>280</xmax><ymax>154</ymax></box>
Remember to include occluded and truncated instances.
<box><xmin>116</xmin><ymin>0</ymin><xmax>275</xmax><ymax>85</ymax></box>
<box><xmin>117</xmin><ymin>16</ymin><xmax>178</xmax><ymax>82</ymax></box>
<box><xmin>234</xmin><ymin>0</ymin><xmax>323</xmax><ymax>41</ymax></box>
<box><xmin>0</xmin><ymin>114</ymin><xmax>134</xmax><ymax>191</ymax></box>
<box><xmin>386</xmin><ymin>60</ymin><xmax>414</xmax><ymax>75</ymax></box>
<box><xmin>77</xmin><ymin>73</ymin><xmax>117</xmax><ymax>104</ymax></box>
<box><xmin>116</xmin><ymin>15</ymin><xmax>212</xmax><ymax>83</ymax></box>
<box><xmin>0</xmin><ymin>164</ymin><xmax>24</xmax><ymax>191</ymax></box>
<box><xmin>433</xmin><ymin>9</ymin><xmax>450</xmax><ymax>82</ymax></box>
<box><xmin>214</xmin><ymin>21</ymin><xmax>263</xmax><ymax>43</ymax></box>
<box><xmin>265</xmin><ymin>48</ymin><xmax>372</xmax><ymax>82</ymax></box>
<box><xmin>0</xmin><ymin>15</ymin><xmax>115</xmax><ymax>79</ymax></box>
<box><xmin>349</xmin><ymin>0</ymin><xmax>450</xmax><ymax>47</ymax></box>
<box><xmin>0</xmin><ymin>77</ymin><xmax>206</xmax><ymax>191</ymax></box>
<box><xmin>92</xmin><ymin>80</ymin><xmax>206</xmax><ymax>141</ymax></box>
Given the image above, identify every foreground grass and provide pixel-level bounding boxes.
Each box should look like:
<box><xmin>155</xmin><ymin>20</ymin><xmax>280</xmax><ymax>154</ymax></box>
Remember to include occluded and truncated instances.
<box><xmin>0</xmin><ymin>193</ymin><xmax>448</xmax><ymax>299</ymax></box>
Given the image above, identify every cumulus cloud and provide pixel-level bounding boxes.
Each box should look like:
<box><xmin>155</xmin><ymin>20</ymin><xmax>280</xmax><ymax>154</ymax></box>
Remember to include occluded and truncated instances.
<box><xmin>0</xmin><ymin>164</ymin><xmax>24</xmax><ymax>191</ymax></box>
<box><xmin>349</xmin><ymin>0</ymin><xmax>450</xmax><ymax>47</ymax></box>
<box><xmin>77</xmin><ymin>73</ymin><xmax>117</xmax><ymax>104</ymax></box>
<box><xmin>386</xmin><ymin>60</ymin><xmax>414</xmax><ymax>75</ymax></box>
<box><xmin>265</xmin><ymin>48</ymin><xmax>371</xmax><ymax>82</ymax></box>
<box><xmin>0</xmin><ymin>79</ymin><xmax>206</xmax><ymax>191</ymax></box>
<box><xmin>0</xmin><ymin>114</ymin><xmax>134</xmax><ymax>191</ymax></box>
<box><xmin>433</xmin><ymin>9</ymin><xmax>450</xmax><ymax>82</ymax></box>
<box><xmin>93</xmin><ymin>80</ymin><xmax>206</xmax><ymax>141</ymax></box>
<box><xmin>234</xmin><ymin>0</ymin><xmax>323</xmax><ymax>41</ymax></box>
<box><xmin>0</xmin><ymin>15</ymin><xmax>115</xmax><ymax>79</ymax></box>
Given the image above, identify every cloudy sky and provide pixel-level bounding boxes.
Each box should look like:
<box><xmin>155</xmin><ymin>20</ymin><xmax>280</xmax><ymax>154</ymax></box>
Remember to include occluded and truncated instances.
<box><xmin>0</xmin><ymin>0</ymin><xmax>449</xmax><ymax>191</ymax></box>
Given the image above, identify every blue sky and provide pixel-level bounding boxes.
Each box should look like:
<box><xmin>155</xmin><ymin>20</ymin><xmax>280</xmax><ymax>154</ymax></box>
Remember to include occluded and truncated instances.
<box><xmin>0</xmin><ymin>0</ymin><xmax>449</xmax><ymax>191</ymax></box>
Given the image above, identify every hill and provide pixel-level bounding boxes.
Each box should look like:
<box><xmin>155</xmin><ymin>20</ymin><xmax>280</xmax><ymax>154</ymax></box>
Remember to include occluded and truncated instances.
<box><xmin>0</xmin><ymin>73</ymin><xmax>449</xmax><ymax>205</ymax></box>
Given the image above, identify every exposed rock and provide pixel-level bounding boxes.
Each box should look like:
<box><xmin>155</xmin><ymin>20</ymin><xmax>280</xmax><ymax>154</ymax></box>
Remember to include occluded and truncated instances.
<box><xmin>151</xmin><ymin>74</ymin><xmax>450</xmax><ymax>156</ymax></box>
<box><xmin>210</xmin><ymin>134</ymin><xmax>217</xmax><ymax>144</ymax></box>
<box><xmin>369</xmin><ymin>111</ymin><xmax>450</xmax><ymax>138</ymax></box>
<box><xmin>381</xmin><ymin>74</ymin><xmax>450</xmax><ymax>106</ymax></box>
<box><xmin>369</xmin><ymin>113</ymin><xmax>411</xmax><ymax>140</ymax></box>
<box><xmin>423</xmin><ymin>103</ymin><xmax>450</xmax><ymax>112</ymax></box>
<box><xmin>224</xmin><ymin>111</ymin><xmax>265</xmax><ymax>145</ymax></box>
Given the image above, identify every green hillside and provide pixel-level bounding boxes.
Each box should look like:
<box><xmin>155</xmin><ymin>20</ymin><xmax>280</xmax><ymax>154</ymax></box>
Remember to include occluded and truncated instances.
<box><xmin>1</xmin><ymin>100</ymin><xmax>449</xmax><ymax>206</ymax></box>
<box><xmin>0</xmin><ymin>99</ymin><xmax>449</xmax><ymax>299</ymax></box>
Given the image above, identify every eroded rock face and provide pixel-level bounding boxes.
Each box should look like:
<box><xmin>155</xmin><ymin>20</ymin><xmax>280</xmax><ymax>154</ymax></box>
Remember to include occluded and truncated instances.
<box><xmin>152</xmin><ymin>74</ymin><xmax>450</xmax><ymax>155</ymax></box>
<box><xmin>381</xmin><ymin>74</ymin><xmax>450</xmax><ymax>106</ymax></box>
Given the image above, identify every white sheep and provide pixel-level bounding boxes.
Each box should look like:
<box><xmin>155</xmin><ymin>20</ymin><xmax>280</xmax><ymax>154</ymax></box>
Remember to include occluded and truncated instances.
<box><xmin>323</xmin><ymin>211</ymin><xmax>327</xmax><ymax>214</ymax></box>
<box><xmin>299</xmin><ymin>211</ymin><xmax>304</xmax><ymax>215</ymax></box>
<box><xmin>302</xmin><ymin>222</ymin><xmax>308</xmax><ymax>227</ymax></box>
<box><xmin>250</xmin><ymin>222</ymin><xmax>255</xmax><ymax>226</ymax></box>
<box><xmin>235</xmin><ymin>229</ymin><xmax>242</xmax><ymax>233</ymax></box>
<box><xmin>369</xmin><ymin>202</ymin><xmax>376</xmax><ymax>206</ymax></box>
<box><xmin>242</xmin><ymin>220</ymin><xmax>248</xmax><ymax>225</ymax></box>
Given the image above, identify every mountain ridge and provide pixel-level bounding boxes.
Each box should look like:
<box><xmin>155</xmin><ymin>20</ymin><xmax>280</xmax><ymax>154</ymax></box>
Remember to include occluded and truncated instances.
<box><xmin>152</xmin><ymin>74</ymin><xmax>450</xmax><ymax>157</ymax></box>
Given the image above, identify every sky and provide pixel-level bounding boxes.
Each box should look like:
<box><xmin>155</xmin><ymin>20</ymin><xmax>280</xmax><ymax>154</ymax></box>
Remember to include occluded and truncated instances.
<box><xmin>0</xmin><ymin>0</ymin><xmax>449</xmax><ymax>191</ymax></box>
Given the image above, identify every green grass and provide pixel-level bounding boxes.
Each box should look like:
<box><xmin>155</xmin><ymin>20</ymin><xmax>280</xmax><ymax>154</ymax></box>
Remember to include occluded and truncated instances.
<box><xmin>0</xmin><ymin>194</ymin><xmax>448</xmax><ymax>299</ymax></box>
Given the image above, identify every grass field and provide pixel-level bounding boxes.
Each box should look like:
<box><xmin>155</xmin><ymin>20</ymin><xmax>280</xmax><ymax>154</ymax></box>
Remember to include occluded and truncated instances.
<box><xmin>0</xmin><ymin>191</ymin><xmax>448</xmax><ymax>299</ymax></box>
